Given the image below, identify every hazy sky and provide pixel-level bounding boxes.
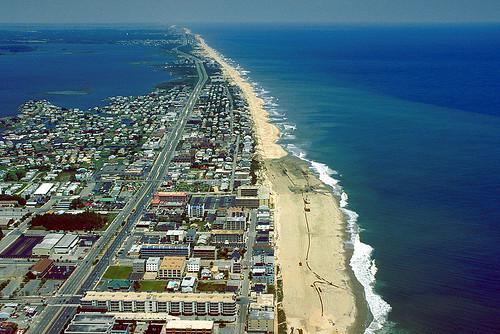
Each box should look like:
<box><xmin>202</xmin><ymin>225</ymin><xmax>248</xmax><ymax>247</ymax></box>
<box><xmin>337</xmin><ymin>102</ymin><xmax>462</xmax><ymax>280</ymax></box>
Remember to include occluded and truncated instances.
<box><xmin>1</xmin><ymin>0</ymin><xmax>500</xmax><ymax>24</ymax></box>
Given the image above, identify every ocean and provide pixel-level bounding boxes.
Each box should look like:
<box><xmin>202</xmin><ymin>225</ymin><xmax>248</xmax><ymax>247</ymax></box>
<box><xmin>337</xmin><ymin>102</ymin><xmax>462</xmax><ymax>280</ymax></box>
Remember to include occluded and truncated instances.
<box><xmin>1</xmin><ymin>25</ymin><xmax>500</xmax><ymax>334</ymax></box>
<box><xmin>193</xmin><ymin>24</ymin><xmax>500</xmax><ymax>333</ymax></box>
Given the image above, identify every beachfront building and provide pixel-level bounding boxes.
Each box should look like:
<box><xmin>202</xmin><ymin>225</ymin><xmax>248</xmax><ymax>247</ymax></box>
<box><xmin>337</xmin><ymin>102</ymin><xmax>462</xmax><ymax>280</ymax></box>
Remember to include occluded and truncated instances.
<box><xmin>247</xmin><ymin>310</ymin><xmax>274</xmax><ymax>333</ymax></box>
<box><xmin>80</xmin><ymin>291</ymin><xmax>237</xmax><ymax>317</ymax></box>
<box><xmin>235</xmin><ymin>186</ymin><xmax>269</xmax><ymax>209</ymax></box>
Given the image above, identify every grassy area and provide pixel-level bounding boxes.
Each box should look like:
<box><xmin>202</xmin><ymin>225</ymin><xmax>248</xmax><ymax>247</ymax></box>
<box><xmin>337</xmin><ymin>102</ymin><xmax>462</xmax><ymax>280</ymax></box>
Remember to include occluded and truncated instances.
<box><xmin>102</xmin><ymin>266</ymin><xmax>132</xmax><ymax>280</ymax></box>
<box><xmin>277</xmin><ymin>278</ymin><xmax>287</xmax><ymax>334</ymax></box>
<box><xmin>55</xmin><ymin>170</ymin><xmax>76</xmax><ymax>182</ymax></box>
<box><xmin>138</xmin><ymin>280</ymin><xmax>168</xmax><ymax>292</ymax></box>
<box><xmin>106</xmin><ymin>212</ymin><xmax>118</xmax><ymax>224</ymax></box>
<box><xmin>197</xmin><ymin>280</ymin><xmax>226</xmax><ymax>292</ymax></box>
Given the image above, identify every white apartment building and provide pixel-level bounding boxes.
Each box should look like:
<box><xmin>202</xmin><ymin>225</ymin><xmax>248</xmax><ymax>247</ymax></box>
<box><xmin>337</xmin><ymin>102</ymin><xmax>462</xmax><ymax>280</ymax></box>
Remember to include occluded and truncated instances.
<box><xmin>186</xmin><ymin>257</ymin><xmax>201</xmax><ymax>273</ymax></box>
<box><xmin>146</xmin><ymin>257</ymin><xmax>161</xmax><ymax>272</ymax></box>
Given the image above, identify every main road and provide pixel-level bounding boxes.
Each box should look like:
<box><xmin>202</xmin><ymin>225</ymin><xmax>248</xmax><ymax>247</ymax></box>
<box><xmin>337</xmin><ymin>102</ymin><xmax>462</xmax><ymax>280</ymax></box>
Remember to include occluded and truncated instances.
<box><xmin>28</xmin><ymin>42</ymin><xmax>208</xmax><ymax>334</ymax></box>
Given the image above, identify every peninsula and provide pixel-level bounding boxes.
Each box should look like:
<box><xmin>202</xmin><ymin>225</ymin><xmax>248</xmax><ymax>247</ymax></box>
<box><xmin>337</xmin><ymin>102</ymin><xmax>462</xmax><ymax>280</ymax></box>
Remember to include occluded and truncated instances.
<box><xmin>0</xmin><ymin>27</ymin><xmax>363</xmax><ymax>334</ymax></box>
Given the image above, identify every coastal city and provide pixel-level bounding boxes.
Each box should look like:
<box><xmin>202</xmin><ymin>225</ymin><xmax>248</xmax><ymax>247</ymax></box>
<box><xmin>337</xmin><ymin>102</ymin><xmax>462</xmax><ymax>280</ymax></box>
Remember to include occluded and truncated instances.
<box><xmin>0</xmin><ymin>29</ymin><xmax>281</xmax><ymax>334</ymax></box>
<box><xmin>1</xmin><ymin>2</ymin><xmax>498</xmax><ymax>334</ymax></box>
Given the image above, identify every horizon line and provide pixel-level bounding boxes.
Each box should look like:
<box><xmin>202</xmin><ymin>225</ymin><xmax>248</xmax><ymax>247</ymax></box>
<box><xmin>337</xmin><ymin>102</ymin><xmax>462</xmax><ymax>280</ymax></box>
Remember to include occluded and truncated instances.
<box><xmin>1</xmin><ymin>21</ymin><xmax>500</xmax><ymax>26</ymax></box>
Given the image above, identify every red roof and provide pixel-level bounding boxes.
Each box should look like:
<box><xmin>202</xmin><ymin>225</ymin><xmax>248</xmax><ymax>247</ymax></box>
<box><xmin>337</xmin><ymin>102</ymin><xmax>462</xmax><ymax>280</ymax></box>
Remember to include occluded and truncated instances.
<box><xmin>31</xmin><ymin>258</ymin><xmax>54</xmax><ymax>273</ymax></box>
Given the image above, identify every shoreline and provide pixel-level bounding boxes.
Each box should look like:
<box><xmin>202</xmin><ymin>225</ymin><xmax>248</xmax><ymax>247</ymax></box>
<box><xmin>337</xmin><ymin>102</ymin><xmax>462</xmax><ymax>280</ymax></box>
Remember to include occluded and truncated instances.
<box><xmin>196</xmin><ymin>35</ymin><xmax>366</xmax><ymax>333</ymax></box>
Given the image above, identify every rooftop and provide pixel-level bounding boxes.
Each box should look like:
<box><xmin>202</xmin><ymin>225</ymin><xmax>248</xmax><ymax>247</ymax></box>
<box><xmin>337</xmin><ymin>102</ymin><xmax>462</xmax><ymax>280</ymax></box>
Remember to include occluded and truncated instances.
<box><xmin>164</xmin><ymin>320</ymin><xmax>214</xmax><ymax>330</ymax></box>
<box><xmin>160</xmin><ymin>256</ymin><xmax>186</xmax><ymax>270</ymax></box>
<box><xmin>82</xmin><ymin>291</ymin><xmax>235</xmax><ymax>303</ymax></box>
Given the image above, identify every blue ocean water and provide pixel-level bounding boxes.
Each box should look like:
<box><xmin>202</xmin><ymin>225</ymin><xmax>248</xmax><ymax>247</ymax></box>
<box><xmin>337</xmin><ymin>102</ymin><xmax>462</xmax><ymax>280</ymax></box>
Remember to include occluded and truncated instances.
<box><xmin>194</xmin><ymin>25</ymin><xmax>500</xmax><ymax>333</ymax></box>
<box><xmin>0</xmin><ymin>27</ymin><xmax>172</xmax><ymax>116</ymax></box>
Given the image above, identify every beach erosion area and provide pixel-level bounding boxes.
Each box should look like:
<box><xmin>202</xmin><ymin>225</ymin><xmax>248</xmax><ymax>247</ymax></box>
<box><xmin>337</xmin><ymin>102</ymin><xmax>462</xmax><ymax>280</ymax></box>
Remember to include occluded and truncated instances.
<box><xmin>197</xmin><ymin>35</ymin><xmax>368</xmax><ymax>334</ymax></box>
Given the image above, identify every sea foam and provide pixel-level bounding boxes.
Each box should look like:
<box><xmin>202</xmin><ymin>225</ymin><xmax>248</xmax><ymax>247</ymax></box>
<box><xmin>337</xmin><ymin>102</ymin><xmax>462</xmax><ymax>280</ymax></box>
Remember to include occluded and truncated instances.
<box><xmin>308</xmin><ymin>157</ymin><xmax>392</xmax><ymax>334</ymax></box>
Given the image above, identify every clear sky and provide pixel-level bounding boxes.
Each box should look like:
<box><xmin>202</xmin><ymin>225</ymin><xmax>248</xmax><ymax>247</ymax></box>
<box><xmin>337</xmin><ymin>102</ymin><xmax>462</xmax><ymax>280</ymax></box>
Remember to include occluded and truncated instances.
<box><xmin>1</xmin><ymin>0</ymin><xmax>500</xmax><ymax>24</ymax></box>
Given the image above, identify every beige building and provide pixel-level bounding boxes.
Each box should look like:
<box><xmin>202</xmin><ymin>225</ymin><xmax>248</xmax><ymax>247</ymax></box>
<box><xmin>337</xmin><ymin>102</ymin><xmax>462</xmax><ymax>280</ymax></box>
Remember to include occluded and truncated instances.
<box><xmin>248</xmin><ymin>310</ymin><xmax>274</xmax><ymax>333</ymax></box>
<box><xmin>162</xmin><ymin>320</ymin><xmax>214</xmax><ymax>334</ymax></box>
<box><xmin>80</xmin><ymin>291</ymin><xmax>237</xmax><ymax>317</ymax></box>
<box><xmin>158</xmin><ymin>256</ymin><xmax>186</xmax><ymax>279</ymax></box>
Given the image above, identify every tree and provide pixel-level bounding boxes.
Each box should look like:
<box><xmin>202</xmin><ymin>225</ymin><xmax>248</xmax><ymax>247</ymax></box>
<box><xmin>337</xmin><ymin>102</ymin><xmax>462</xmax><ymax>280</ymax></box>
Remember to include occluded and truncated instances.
<box><xmin>31</xmin><ymin>212</ymin><xmax>107</xmax><ymax>231</ymax></box>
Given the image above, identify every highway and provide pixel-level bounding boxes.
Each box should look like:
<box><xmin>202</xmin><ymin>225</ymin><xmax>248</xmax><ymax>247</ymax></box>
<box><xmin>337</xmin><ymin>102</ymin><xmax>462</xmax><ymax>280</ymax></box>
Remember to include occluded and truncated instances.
<box><xmin>28</xmin><ymin>43</ymin><xmax>208</xmax><ymax>334</ymax></box>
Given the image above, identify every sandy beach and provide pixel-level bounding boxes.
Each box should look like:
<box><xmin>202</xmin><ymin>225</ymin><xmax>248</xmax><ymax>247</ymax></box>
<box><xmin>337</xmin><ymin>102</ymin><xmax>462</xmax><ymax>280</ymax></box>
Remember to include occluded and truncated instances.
<box><xmin>197</xmin><ymin>35</ymin><xmax>360</xmax><ymax>334</ymax></box>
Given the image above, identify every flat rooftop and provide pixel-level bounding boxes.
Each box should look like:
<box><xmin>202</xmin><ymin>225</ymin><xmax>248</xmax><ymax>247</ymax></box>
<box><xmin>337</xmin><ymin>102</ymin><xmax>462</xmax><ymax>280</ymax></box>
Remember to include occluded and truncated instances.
<box><xmin>165</xmin><ymin>320</ymin><xmax>214</xmax><ymax>330</ymax></box>
<box><xmin>82</xmin><ymin>291</ymin><xmax>235</xmax><ymax>303</ymax></box>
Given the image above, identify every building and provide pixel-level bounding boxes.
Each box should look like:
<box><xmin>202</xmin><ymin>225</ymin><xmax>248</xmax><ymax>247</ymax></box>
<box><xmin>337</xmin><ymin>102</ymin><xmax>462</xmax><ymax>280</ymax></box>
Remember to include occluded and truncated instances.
<box><xmin>181</xmin><ymin>276</ymin><xmax>196</xmax><ymax>293</ymax></box>
<box><xmin>53</xmin><ymin>234</ymin><xmax>79</xmax><ymax>254</ymax></box>
<box><xmin>80</xmin><ymin>291</ymin><xmax>237</xmax><ymax>317</ymax></box>
<box><xmin>140</xmin><ymin>244</ymin><xmax>190</xmax><ymax>259</ymax></box>
<box><xmin>32</xmin><ymin>233</ymin><xmax>64</xmax><ymax>257</ymax></box>
<box><xmin>235</xmin><ymin>186</ymin><xmax>269</xmax><ymax>209</ymax></box>
<box><xmin>250</xmin><ymin>294</ymin><xmax>274</xmax><ymax>312</ymax></box>
<box><xmin>158</xmin><ymin>256</ymin><xmax>186</xmax><ymax>279</ymax></box>
<box><xmin>30</xmin><ymin>258</ymin><xmax>54</xmax><ymax>277</ymax></box>
<box><xmin>145</xmin><ymin>257</ymin><xmax>161</xmax><ymax>272</ymax></box>
<box><xmin>210</xmin><ymin>230</ymin><xmax>245</xmax><ymax>246</ymax></box>
<box><xmin>192</xmin><ymin>246</ymin><xmax>217</xmax><ymax>260</ymax></box>
<box><xmin>187</xmin><ymin>195</ymin><xmax>236</xmax><ymax>218</ymax></box>
<box><xmin>64</xmin><ymin>313</ymin><xmax>115</xmax><ymax>334</ymax></box>
<box><xmin>247</xmin><ymin>310</ymin><xmax>274</xmax><ymax>333</ymax></box>
<box><xmin>237</xmin><ymin>186</ymin><xmax>258</xmax><ymax>197</ymax></box>
<box><xmin>132</xmin><ymin>259</ymin><xmax>146</xmax><ymax>273</ymax></box>
<box><xmin>224</xmin><ymin>216</ymin><xmax>246</xmax><ymax>230</ymax></box>
<box><xmin>186</xmin><ymin>258</ymin><xmax>201</xmax><ymax>273</ymax></box>
<box><xmin>162</xmin><ymin>320</ymin><xmax>214</xmax><ymax>334</ymax></box>
<box><xmin>151</xmin><ymin>192</ymin><xmax>189</xmax><ymax>207</ymax></box>
<box><xmin>166</xmin><ymin>230</ymin><xmax>186</xmax><ymax>243</ymax></box>
<box><xmin>33</xmin><ymin>182</ymin><xmax>54</xmax><ymax>201</ymax></box>
<box><xmin>185</xmin><ymin>229</ymin><xmax>197</xmax><ymax>243</ymax></box>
